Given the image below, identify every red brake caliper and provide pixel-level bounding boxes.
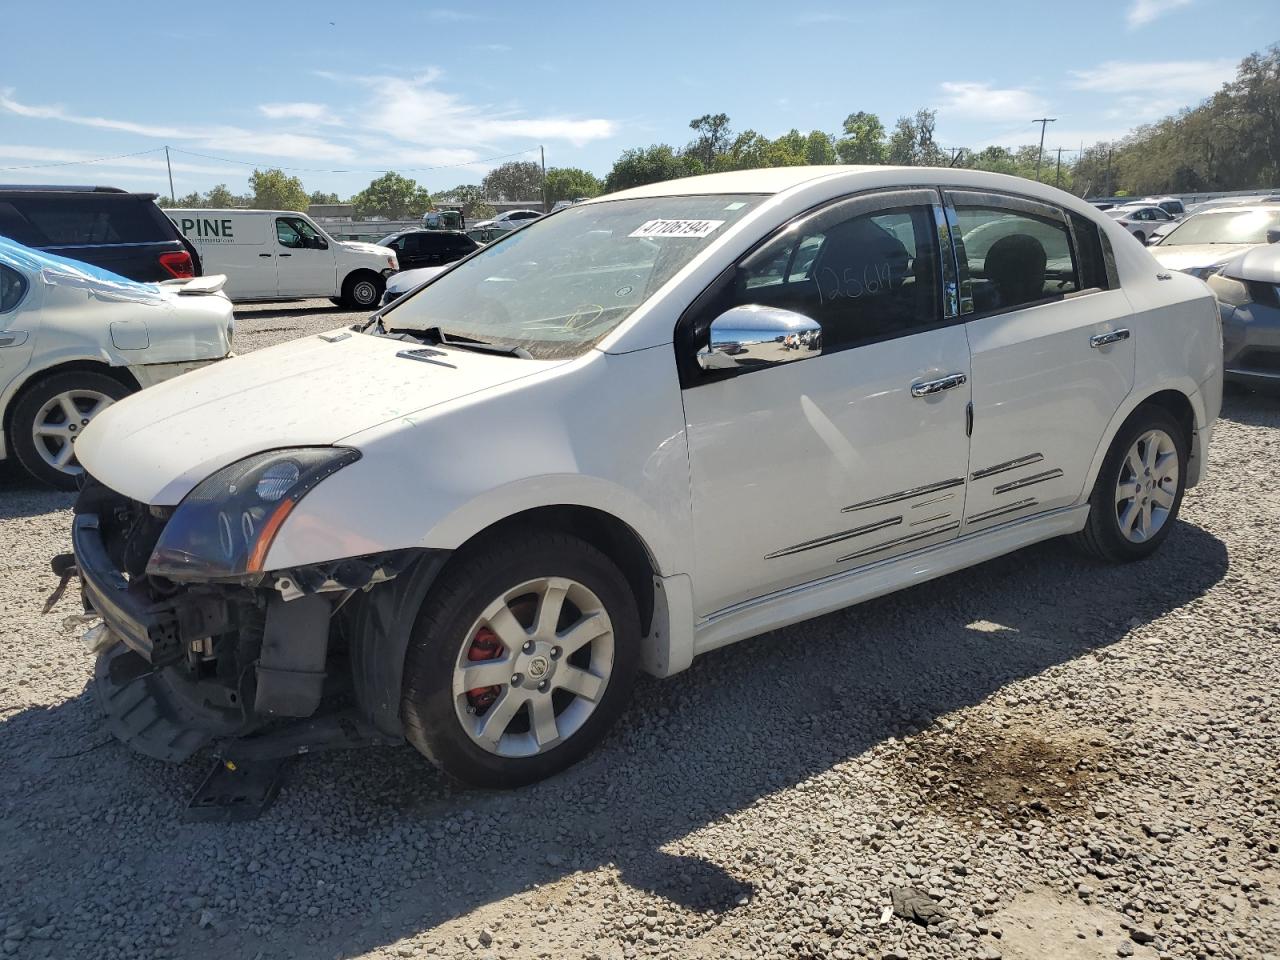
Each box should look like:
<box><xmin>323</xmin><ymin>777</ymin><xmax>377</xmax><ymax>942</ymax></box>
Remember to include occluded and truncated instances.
<box><xmin>465</xmin><ymin>627</ymin><xmax>503</xmax><ymax>712</ymax></box>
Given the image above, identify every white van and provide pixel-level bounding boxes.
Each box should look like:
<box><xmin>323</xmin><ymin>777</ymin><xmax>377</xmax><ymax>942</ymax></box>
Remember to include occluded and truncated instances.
<box><xmin>168</xmin><ymin>210</ymin><xmax>398</xmax><ymax>308</ymax></box>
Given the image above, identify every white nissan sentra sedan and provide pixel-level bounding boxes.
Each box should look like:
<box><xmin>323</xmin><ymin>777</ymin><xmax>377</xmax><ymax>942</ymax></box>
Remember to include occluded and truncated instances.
<box><xmin>67</xmin><ymin>166</ymin><xmax>1222</xmax><ymax>790</ymax></box>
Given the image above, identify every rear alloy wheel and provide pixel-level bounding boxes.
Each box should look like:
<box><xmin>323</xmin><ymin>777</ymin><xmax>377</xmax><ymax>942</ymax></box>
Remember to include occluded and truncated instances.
<box><xmin>10</xmin><ymin>371</ymin><xmax>132</xmax><ymax>489</ymax></box>
<box><xmin>1071</xmin><ymin>404</ymin><xmax>1187</xmax><ymax>562</ymax></box>
<box><xmin>401</xmin><ymin>530</ymin><xmax>639</xmax><ymax>787</ymax></box>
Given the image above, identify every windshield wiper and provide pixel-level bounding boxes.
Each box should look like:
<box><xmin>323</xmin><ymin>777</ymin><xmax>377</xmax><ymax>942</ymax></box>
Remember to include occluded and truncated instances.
<box><xmin>387</xmin><ymin>326</ymin><xmax>533</xmax><ymax>359</ymax></box>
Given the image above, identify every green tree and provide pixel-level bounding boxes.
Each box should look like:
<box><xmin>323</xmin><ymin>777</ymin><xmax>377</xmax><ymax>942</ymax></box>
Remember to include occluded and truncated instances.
<box><xmin>886</xmin><ymin>109</ymin><xmax>944</xmax><ymax>166</ymax></box>
<box><xmin>544</xmin><ymin>167</ymin><xmax>603</xmax><ymax>203</ymax></box>
<box><xmin>805</xmin><ymin>130</ymin><xmax>837</xmax><ymax>165</ymax></box>
<box><xmin>205</xmin><ymin>184</ymin><xmax>239</xmax><ymax>208</ymax></box>
<box><xmin>351</xmin><ymin>172</ymin><xmax>432</xmax><ymax>219</ymax></box>
<box><xmin>309</xmin><ymin>190</ymin><xmax>341</xmax><ymax>205</ymax></box>
<box><xmin>481</xmin><ymin>161</ymin><xmax>543</xmax><ymax>202</ymax></box>
<box><xmin>437</xmin><ymin>184</ymin><xmax>487</xmax><ymax>215</ymax></box>
<box><xmin>835</xmin><ymin>112</ymin><xmax>887</xmax><ymax>164</ymax></box>
<box><xmin>249</xmin><ymin>168</ymin><xmax>309</xmax><ymax>211</ymax></box>
<box><xmin>604</xmin><ymin>145</ymin><xmax>701</xmax><ymax>192</ymax></box>
<box><xmin>687</xmin><ymin>113</ymin><xmax>733</xmax><ymax>170</ymax></box>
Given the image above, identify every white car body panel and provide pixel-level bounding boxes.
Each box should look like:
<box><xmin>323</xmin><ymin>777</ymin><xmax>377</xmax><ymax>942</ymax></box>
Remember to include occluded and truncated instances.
<box><xmin>384</xmin><ymin>265</ymin><xmax>447</xmax><ymax>300</ymax></box>
<box><xmin>0</xmin><ymin>255</ymin><xmax>234</xmax><ymax>462</ymax></box>
<box><xmin>1151</xmin><ymin>243</ymin><xmax>1254</xmax><ymax>273</ymax></box>
<box><xmin>76</xmin><ymin>166</ymin><xmax>1223</xmax><ymax>680</ymax></box>
<box><xmin>168</xmin><ymin>210</ymin><xmax>396</xmax><ymax>302</ymax></box>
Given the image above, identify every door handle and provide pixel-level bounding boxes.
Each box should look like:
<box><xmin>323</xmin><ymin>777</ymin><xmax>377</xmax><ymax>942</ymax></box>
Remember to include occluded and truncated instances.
<box><xmin>0</xmin><ymin>331</ymin><xmax>28</xmax><ymax>348</ymax></box>
<box><xmin>258</xmin><ymin>253</ymin><xmax>273</xmax><ymax>258</ymax></box>
<box><xmin>1090</xmin><ymin>328</ymin><xmax>1130</xmax><ymax>348</ymax></box>
<box><xmin>910</xmin><ymin>372</ymin><xmax>967</xmax><ymax>398</ymax></box>
<box><xmin>279</xmin><ymin>253</ymin><xmax>292</xmax><ymax>258</ymax></box>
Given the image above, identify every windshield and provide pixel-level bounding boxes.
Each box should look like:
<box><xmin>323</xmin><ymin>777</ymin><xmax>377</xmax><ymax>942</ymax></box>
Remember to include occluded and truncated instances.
<box><xmin>1161</xmin><ymin>209</ymin><xmax>1280</xmax><ymax>245</ymax></box>
<box><xmin>376</xmin><ymin>195</ymin><xmax>763</xmax><ymax>359</ymax></box>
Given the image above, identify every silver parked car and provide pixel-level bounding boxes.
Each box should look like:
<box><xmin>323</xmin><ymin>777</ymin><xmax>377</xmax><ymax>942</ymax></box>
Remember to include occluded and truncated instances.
<box><xmin>1208</xmin><ymin>243</ymin><xmax>1280</xmax><ymax>389</ymax></box>
<box><xmin>1105</xmin><ymin>204</ymin><xmax>1176</xmax><ymax>243</ymax></box>
<box><xmin>1149</xmin><ymin>205</ymin><xmax>1280</xmax><ymax>279</ymax></box>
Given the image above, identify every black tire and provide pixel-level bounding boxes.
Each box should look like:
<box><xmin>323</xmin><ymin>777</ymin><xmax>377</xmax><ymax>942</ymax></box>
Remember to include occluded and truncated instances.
<box><xmin>340</xmin><ymin>273</ymin><xmax>384</xmax><ymax>310</ymax></box>
<box><xmin>401</xmin><ymin>528</ymin><xmax>640</xmax><ymax>788</ymax></box>
<box><xmin>1071</xmin><ymin>403</ymin><xmax>1188</xmax><ymax>562</ymax></box>
<box><xmin>10</xmin><ymin>371</ymin><xmax>132</xmax><ymax>490</ymax></box>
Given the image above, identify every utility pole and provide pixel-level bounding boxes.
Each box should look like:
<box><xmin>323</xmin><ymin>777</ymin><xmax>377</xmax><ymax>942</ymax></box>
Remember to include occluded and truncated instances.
<box><xmin>540</xmin><ymin>145</ymin><xmax>547</xmax><ymax>213</ymax></box>
<box><xmin>1054</xmin><ymin>147</ymin><xmax>1064</xmax><ymax>188</ymax></box>
<box><xmin>1032</xmin><ymin>118</ymin><xmax>1056</xmax><ymax>181</ymax></box>
<box><xmin>1104</xmin><ymin>146</ymin><xmax>1114</xmax><ymax>198</ymax></box>
<box><xmin>165</xmin><ymin>145</ymin><xmax>175</xmax><ymax>203</ymax></box>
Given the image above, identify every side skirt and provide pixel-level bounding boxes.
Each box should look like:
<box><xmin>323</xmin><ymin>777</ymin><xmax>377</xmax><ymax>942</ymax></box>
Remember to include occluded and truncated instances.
<box><xmin>691</xmin><ymin>504</ymin><xmax>1090</xmax><ymax>657</ymax></box>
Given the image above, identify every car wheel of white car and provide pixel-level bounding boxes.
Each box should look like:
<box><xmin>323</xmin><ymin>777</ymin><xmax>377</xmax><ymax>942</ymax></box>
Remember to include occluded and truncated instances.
<box><xmin>341</xmin><ymin>274</ymin><xmax>383</xmax><ymax>310</ymax></box>
<box><xmin>1071</xmin><ymin>404</ymin><xmax>1187</xmax><ymax>562</ymax></box>
<box><xmin>11</xmin><ymin>371</ymin><xmax>132</xmax><ymax>490</ymax></box>
<box><xmin>401</xmin><ymin>528</ymin><xmax>640</xmax><ymax>787</ymax></box>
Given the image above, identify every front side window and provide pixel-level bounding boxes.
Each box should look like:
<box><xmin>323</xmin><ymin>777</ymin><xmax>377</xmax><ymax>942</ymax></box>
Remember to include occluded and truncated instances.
<box><xmin>276</xmin><ymin>217</ymin><xmax>325</xmax><ymax>249</ymax></box>
<box><xmin>705</xmin><ymin>201</ymin><xmax>942</xmax><ymax>354</ymax></box>
<box><xmin>379</xmin><ymin>195</ymin><xmax>763</xmax><ymax>360</ymax></box>
<box><xmin>954</xmin><ymin>203</ymin><xmax>1079</xmax><ymax>314</ymax></box>
<box><xmin>0</xmin><ymin>263</ymin><xmax>28</xmax><ymax>312</ymax></box>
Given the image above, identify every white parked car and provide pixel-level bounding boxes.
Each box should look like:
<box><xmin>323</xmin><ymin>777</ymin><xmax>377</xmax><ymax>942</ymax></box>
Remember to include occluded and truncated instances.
<box><xmin>68</xmin><ymin>167</ymin><xmax>1222</xmax><ymax>792</ymax></box>
<box><xmin>1105</xmin><ymin>204</ymin><xmax>1177</xmax><ymax>244</ymax></box>
<box><xmin>381</xmin><ymin>265</ymin><xmax>447</xmax><ymax>306</ymax></box>
<box><xmin>0</xmin><ymin>237</ymin><xmax>233</xmax><ymax>489</ymax></box>
<box><xmin>1148</xmin><ymin>205</ymin><xmax>1280</xmax><ymax>279</ymax></box>
<box><xmin>168</xmin><ymin>209</ymin><xmax>398</xmax><ymax>308</ymax></box>
<box><xmin>469</xmin><ymin>208</ymin><xmax>543</xmax><ymax>233</ymax></box>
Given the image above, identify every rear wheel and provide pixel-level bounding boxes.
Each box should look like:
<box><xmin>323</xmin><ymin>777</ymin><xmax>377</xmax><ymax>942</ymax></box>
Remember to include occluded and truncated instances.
<box><xmin>10</xmin><ymin>371</ymin><xmax>132</xmax><ymax>489</ymax></box>
<box><xmin>340</xmin><ymin>273</ymin><xmax>383</xmax><ymax>309</ymax></box>
<box><xmin>1071</xmin><ymin>404</ymin><xmax>1187</xmax><ymax>562</ymax></box>
<box><xmin>401</xmin><ymin>529</ymin><xmax>639</xmax><ymax>787</ymax></box>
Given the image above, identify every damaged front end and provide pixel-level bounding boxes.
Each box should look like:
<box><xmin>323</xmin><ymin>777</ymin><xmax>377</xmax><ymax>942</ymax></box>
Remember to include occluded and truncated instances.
<box><xmin>67</xmin><ymin>464</ymin><xmax>446</xmax><ymax>774</ymax></box>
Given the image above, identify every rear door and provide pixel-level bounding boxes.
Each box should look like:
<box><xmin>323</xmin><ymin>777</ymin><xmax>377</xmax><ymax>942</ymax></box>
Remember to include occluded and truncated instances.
<box><xmin>274</xmin><ymin>216</ymin><xmax>336</xmax><ymax>297</ymax></box>
<box><xmin>948</xmin><ymin>190</ymin><xmax>1135</xmax><ymax>530</ymax></box>
<box><xmin>0</xmin><ymin>263</ymin><xmax>36</xmax><ymax>402</ymax></box>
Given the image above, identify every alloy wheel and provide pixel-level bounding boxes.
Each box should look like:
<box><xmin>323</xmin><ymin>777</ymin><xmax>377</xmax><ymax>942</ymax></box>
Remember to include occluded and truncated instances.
<box><xmin>31</xmin><ymin>389</ymin><xmax>115</xmax><ymax>476</ymax></box>
<box><xmin>1114</xmin><ymin>428</ymin><xmax>1179</xmax><ymax>543</ymax></box>
<box><xmin>452</xmin><ymin>576</ymin><xmax>614</xmax><ymax>758</ymax></box>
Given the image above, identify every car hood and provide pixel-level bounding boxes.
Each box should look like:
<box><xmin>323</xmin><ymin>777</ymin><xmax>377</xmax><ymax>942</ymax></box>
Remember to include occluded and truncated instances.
<box><xmin>1220</xmin><ymin>244</ymin><xmax>1280</xmax><ymax>282</ymax></box>
<box><xmin>339</xmin><ymin>240</ymin><xmax>395</xmax><ymax>258</ymax></box>
<box><xmin>386</xmin><ymin>266</ymin><xmax>446</xmax><ymax>295</ymax></box>
<box><xmin>76</xmin><ymin>329</ymin><xmax>566</xmax><ymax>505</ymax></box>
<box><xmin>1150</xmin><ymin>243</ymin><xmax>1255</xmax><ymax>272</ymax></box>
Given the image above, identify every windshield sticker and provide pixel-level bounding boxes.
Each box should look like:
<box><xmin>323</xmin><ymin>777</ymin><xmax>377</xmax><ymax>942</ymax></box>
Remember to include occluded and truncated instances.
<box><xmin>629</xmin><ymin>219</ymin><xmax>725</xmax><ymax>239</ymax></box>
<box><xmin>724</xmin><ymin>201</ymin><xmax>747</xmax><ymax>210</ymax></box>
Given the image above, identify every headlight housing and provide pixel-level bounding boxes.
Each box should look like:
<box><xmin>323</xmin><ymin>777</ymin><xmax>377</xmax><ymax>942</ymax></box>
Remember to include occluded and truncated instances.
<box><xmin>146</xmin><ymin>447</ymin><xmax>360</xmax><ymax>582</ymax></box>
<box><xmin>1206</xmin><ymin>272</ymin><xmax>1253</xmax><ymax>309</ymax></box>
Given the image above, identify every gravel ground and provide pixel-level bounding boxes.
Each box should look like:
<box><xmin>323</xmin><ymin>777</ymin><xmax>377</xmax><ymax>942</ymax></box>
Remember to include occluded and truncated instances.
<box><xmin>1</xmin><ymin>302</ymin><xmax>1277</xmax><ymax>960</ymax></box>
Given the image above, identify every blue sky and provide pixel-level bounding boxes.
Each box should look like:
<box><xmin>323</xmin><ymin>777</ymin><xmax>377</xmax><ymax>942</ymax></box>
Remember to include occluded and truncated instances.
<box><xmin>0</xmin><ymin>0</ymin><xmax>1274</xmax><ymax>199</ymax></box>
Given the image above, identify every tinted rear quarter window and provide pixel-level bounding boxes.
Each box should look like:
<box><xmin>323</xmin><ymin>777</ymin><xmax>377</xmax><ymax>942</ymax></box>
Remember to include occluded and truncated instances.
<box><xmin>0</xmin><ymin>195</ymin><xmax>167</xmax><ymax>246</ymax></box>
<box><xmin>0</xmin><ymin>263</ymin><xmax>28</xmax><ymax>312</ymax></box>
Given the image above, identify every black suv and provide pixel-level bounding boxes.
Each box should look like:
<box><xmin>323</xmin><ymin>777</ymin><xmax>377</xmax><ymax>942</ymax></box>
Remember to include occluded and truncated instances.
<box><xmin>377</xmin><ymin>229</ymin><xmax>478</xmax><ymax>271</ymax></box>
<box><xmin>0</xmin><ymin>185</ymin><xmax>201</xmax><ymax>281</ymax></box>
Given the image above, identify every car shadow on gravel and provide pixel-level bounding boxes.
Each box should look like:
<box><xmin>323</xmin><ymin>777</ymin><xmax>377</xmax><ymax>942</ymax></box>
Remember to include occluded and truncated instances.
<box><xmin>1218</xmin><ymin>386</ymin><xmax>1280</xmax><ymax>426</ymax></box>
<box><xmin>0</xmin><ymin>520</ymin><xmax>1229</xmax><ymax>960</ymax></box>
<box><xmin>0</xmin><ymin>461</ymin><xmax>73</xmax><ymax>518</ymax></box>
<box><xmin>235</xmin><ymin>303</ymin><xmax>349</xmax><ymax>320</ymax></box>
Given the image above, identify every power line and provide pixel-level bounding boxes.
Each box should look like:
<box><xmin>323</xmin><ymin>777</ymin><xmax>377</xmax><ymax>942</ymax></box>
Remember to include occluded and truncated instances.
<box><xmin>0</xmin><ymin>147</ymin><xmax>165</xmax><ymax>172</ymax></box>
<box><xmin>166</xmin><ymin>146</ymin><xmax>543</xmax><ymax>175</ymax></box>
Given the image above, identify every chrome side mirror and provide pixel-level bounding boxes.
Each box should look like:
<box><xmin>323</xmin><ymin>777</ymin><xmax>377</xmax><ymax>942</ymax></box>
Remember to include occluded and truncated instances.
<box><xmin>697</xmin><ymin>305</ymin><xmax>822</xmax><ymax>372</ymax></box>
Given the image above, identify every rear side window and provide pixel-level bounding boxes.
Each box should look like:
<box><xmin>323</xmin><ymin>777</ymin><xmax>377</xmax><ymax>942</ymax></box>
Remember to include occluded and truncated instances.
<box><xmin>0</xmin><ymin>196</ymin><xmax>165</xmax><ymax>246</ymax></box>
<box><xmin>0</xmin><ymin>263</ymin><xmax>28</xmax><ymax>312</ymax></box>
<box><xmin>1068</xmin><ymin>212</ymin><xmax>1111</xmax><ymax>291</ymax></box>
<box><xmin>953</xmin><ymin>203</ymin><xmax>1079</xmax><ymax>314</ymax></box>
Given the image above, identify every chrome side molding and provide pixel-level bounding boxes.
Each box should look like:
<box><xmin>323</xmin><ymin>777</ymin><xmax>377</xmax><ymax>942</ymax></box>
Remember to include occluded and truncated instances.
<box><xmin>993</xmin><ymin>468</ymin><xmax>1063</xmax><ymax>496</ymax></box>
<box><xmin>764</xmin><ymin>516</ymin><xmax>902</xmax><ymax>560</ymax></box>
<box><xmin>836</xmin><ymin>521</ymin><xmax>960</xmax><ymax>563</ymax></box>
<box><xmin>843</xmin><ymin>477</ymin><xmax>965</xmax><ymax>512</ymax></box>
<box><xmin>971</xmin><ymin>452</ymin><xmax>1043</xmax><ymax>480</ymax></box>
<box><xmin>966</xmin><ymin>498</ymin><xmax>1037</xmax><ymax>524</ymax></box>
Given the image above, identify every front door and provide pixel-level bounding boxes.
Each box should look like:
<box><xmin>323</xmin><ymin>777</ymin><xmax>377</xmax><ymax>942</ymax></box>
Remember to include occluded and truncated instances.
<box><xmin>274</xmin><ymin>216</ymin><xmax>336</xmax><ymax>297</ymax></box>
<box><xmin>682</xmin><ymin>190</ymin><xmax>974</xmax><ymax>618</ymax></box>
<box><xmin>947</xmin><ymin>190</ymin><xmax>1136</xmax><ymax>530</ymax></box>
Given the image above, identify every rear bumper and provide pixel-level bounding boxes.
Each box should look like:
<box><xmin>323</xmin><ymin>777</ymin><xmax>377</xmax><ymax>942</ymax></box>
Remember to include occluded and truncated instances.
<box><xmin>73</xmin><ymin>513</ymin><xmax>229</xmax><ymax>666</ymax></box>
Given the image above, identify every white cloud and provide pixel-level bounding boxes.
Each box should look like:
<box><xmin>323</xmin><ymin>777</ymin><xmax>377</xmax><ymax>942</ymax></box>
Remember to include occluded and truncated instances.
<box><xmin>1070</xmin><ymin>59</ymin><xmax>1236</xmax><ymax>96</ymax></box>
<box><xmin>1126</xmin><ymin>0</ymin><xmax>1192</xmax><ymax>27</ymax></box>
<box><xmin>258</xmin><ymin>102</ymin><xmax>340</xmax><ymax>124</ymax></box>
<box><xmin>936</xmin><ymin>81</ymin><xmax>1048</xmax><ymax>121</ymax></box>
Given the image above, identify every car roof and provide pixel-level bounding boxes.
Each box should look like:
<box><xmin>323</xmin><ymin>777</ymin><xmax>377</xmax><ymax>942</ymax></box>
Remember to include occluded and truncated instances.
<box><xmin>0</xmin><ymin>184</ymin><xmax>155</xmax><ymax>200</ymax></box>
<box><xmin>385</xmin><ymin>229</ymin><xmax>469</xmax><ymax>238</ymax></box>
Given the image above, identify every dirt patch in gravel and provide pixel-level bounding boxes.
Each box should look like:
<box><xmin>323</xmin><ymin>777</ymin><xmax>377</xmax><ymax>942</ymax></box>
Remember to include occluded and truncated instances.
<box><xmin>891</xmin><ymin>718</ymin><xmax>1117</xmax><ymax>824</ymax></box>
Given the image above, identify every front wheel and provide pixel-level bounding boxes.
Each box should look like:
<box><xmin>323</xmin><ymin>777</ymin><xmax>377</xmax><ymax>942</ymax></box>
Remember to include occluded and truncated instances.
<box><xmin>401</xmin><ymin>529</ymin><xmax>640</xmax><ymax>787</ymax></box>
<box><xmin>1071</xmin><ymin>404</ymin><xmax>1187</xmax><ymax>562</ymax></box>
<box><xmin>340</xmin><ymin>273</ymin><xmax>383</xmax><ymax>309</ymax></box>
